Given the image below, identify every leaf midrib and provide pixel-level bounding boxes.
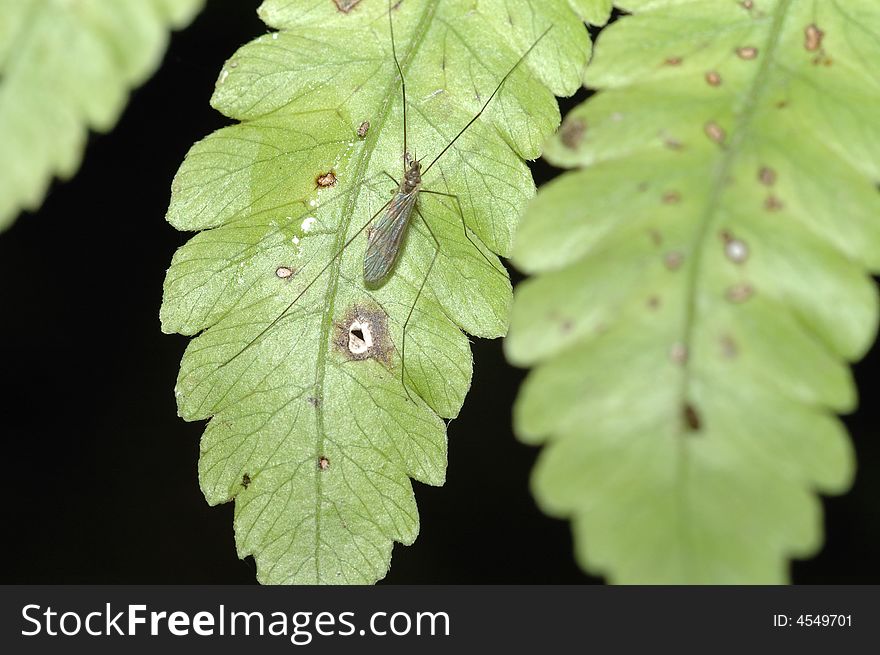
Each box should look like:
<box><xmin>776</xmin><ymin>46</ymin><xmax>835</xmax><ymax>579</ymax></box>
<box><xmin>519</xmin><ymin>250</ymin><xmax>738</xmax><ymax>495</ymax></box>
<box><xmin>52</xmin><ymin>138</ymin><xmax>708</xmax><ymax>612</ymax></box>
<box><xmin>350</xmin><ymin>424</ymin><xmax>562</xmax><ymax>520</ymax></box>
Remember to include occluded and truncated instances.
<box><xmin>674</xmin><ymin>0</ymin><xmax>793</xmax><ymax>580</ymax></box>
<box><xmin>309</xmin><ymin>0</ymin><xmax>440</xmax><ymax>581</ymax></box>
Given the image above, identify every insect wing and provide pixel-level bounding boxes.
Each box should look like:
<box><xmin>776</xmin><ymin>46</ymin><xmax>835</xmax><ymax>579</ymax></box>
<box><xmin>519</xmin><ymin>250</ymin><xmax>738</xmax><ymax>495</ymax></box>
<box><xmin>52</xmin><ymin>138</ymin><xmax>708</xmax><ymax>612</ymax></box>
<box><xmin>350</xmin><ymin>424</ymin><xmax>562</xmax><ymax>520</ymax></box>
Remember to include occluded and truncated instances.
<box><xmin>363</xmin><ymin>189</ymin><xmax>417</xmax><ymax>286</ymax></box>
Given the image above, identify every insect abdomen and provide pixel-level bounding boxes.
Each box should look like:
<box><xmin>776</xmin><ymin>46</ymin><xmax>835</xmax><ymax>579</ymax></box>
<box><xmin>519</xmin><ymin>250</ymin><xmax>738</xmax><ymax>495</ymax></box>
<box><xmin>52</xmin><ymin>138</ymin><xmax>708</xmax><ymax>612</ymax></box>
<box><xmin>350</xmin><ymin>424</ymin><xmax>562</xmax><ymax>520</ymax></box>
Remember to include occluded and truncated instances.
<box><xmin>363</xmin><ymin>188</ymin><xmax>418</xmax><ymax>287</ymax></box>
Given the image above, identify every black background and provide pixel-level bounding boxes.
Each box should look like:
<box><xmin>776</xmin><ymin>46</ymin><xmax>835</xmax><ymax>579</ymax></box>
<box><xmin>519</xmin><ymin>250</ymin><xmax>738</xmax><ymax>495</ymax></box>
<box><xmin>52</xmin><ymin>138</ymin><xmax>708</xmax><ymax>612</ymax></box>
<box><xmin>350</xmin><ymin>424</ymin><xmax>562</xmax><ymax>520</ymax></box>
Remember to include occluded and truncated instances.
<box><xmin>1</xmin><ymin>0</ymin><xmax>877</xmax><ymax>584</ymax></box>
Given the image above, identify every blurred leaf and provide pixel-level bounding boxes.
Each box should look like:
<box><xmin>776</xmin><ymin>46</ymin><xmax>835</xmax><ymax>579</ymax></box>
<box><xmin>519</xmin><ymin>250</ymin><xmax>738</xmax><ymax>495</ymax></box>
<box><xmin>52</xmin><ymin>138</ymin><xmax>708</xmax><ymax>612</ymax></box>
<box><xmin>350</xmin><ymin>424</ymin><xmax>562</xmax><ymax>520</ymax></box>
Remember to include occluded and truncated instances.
<box><xmin>0</xmin><ymin>0</ymin><xmax>204</xmax><ymax>231</ymax></box>
<box><xmin>161</xmin><ymin>0</ymin><xmax>591</xmax><ymax>584</ymax></box>
<box><xmin>507</xmin><ymin>0</ymin><xmax>880</xmax><ymax>583</ymax></box>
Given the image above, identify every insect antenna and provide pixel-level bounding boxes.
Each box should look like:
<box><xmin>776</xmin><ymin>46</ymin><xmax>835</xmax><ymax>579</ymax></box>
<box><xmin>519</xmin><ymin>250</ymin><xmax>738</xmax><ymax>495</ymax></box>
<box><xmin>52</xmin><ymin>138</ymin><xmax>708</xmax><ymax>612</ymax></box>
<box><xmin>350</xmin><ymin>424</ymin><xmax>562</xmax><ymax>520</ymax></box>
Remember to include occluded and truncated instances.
<box><xmin>388</xmin><ymin>0</ymin><xmax>407</xmax><ymax>175</ymax></box>
<box><xmin>422</xmin><ymin>24</ymin><xmax>554</xmax><ymax>176</ymax></box>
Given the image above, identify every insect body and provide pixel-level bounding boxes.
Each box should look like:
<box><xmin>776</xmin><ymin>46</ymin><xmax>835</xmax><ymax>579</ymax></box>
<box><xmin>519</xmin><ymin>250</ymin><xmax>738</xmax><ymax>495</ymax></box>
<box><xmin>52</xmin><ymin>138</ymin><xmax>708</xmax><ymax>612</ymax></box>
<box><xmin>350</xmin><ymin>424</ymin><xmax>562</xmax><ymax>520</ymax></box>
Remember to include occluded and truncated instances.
<box><xmin>364</xmin><ymin>153</ymin><xmax>421</xmax><ymax>287</ymax></box>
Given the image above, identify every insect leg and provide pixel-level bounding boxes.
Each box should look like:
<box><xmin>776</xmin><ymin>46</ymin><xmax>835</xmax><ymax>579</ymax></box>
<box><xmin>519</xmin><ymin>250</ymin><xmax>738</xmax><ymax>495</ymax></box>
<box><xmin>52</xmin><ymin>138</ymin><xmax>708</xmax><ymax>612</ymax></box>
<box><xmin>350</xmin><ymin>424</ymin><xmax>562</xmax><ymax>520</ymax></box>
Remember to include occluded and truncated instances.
<box><xmin>382</xmin><ymin>170</ymin><xmax>400</xmax><ymax>189</ymax></box>
<box><xmin>400</xmin><ymin>207</ymin><xmax>441</xmax><ymax>403</ymax></box>
<box><xmin>422</xmin><ymin>25</ymin><xmax>553</xmax><ymax>176</ymax></box>
<box><xmin>220</xmin><ymin>196</ymin><xmax>394</xmax><ymax>368</ymax></box>
<box><xmin>420</xmin><ymin>188</ymin><xmax>506</xmax><ymax>278</ymax></box>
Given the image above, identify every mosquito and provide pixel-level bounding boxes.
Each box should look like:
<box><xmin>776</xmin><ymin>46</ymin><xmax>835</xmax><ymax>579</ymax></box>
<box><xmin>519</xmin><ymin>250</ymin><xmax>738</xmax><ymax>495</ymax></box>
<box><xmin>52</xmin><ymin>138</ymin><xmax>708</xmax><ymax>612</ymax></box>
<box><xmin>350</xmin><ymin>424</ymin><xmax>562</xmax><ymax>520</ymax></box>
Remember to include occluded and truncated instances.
<box><xmin>224</xmin><ymin>2</ymin><xmax>552</xmax><ymax>401</ymax></box>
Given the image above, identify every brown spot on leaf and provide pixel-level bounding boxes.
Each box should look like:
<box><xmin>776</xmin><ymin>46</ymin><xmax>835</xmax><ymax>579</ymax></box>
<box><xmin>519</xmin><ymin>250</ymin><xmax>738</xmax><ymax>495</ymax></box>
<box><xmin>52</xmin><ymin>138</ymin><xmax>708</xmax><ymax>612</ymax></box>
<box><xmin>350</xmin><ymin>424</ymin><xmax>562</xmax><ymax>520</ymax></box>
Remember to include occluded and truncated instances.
<box><xmin>241</xmin><ymin>473</ymin><xmax>251</xmax><ymax>489</ymax></box>
<box><xmin>649</xmin><ymin>229</ymin><xmax>663</xmax><ymax>246</ymax></box>
<box><xmin>647</xmin><ymin>295</ymin><xmax>661</xmax><ymax>310</ymax></box>
<box><xmin>663</xmin><ymin>136</ymin><xmax>685</xmax><ymax>151</ymax></box>
<box><xmin>664</xmin><ymin>251</ymin><xmax>684</xmax><ymax>271</ymax></box>
<box><xmin>333</xmin><ymin>0</ymin><xmax>362</xmax><ymax>12</ymax></box>
<box><xmin>705</xmin><ymin>71</ymin><xmax>722</xmax><ymax>86</ymax></box>
<box><xmin>764</xmin><ymin>195</ymin><xmax>785</xmax><ymax>211</ymax></box>
<box><xmin>726</xmin><ymin>283</ymin><xmax>754</xmax><ymax>303</ymax></box>
<box><xmin>670</xmin><ymin>342</ymin><xmax>688</xmax><ymax>365</ymax></box>
<box><xmin>316</xmin><ymin>170</ymin><xmax>338</xmax><ymax>188</ymax></box>
<box><xmin>736</xmin><ymin>46</ymin><xmax>759</xmax><ymax>60</ymax></box>
<box><xmin>275</xmin><ymin>266</ymin><xmax>295</xmax><ymax>279</ymax></box>
<box><xmin>805</xmin><ymin>24</ymin><xmax>824</xmax><ymax>52</ymax></box>
<box><xmin>559</xmin><ymin>117</ymin><xmax>587</xmax><ymax>149</ymax></box>
<box><xmin>740</xmin><ymin>0</ymin><xmax>754</xmax><ymax>9</ymax></box>
<box><xmin>758</xmin><ymin>166</ymin><xmax>777</xmax><ymax>186</ymax></box>
<box><xmin>704</xmin><ymin>121</ymin><xmax>726</xmax><ymax>144</ymax></box>
<box><xmin>307</xmin><ymin>396</ymin><xmax>322</xmax><ymax>407</ymax></box>
<box><xmin>683</xmin><ymin>403</ymin><xmax>702</xmax><ymax>432</ymax></box>
<box><xmin>662</xmin><ymin>191</ymin><xmax>682</xmax><ymax>204</ymax></box>
<box><xmin>665</xmin><ymin>56</ymin><xmax>683</xmax><ymax>66</ymax></box>
<box><xmin>357</xmin><ymin>120</ymin><xmax>370</xmax><ymax>138</ymax></box>
<box><xmin>318</xmin><ymin>456</ymin><xmax>330</xmax><ymax>471</ymax></box>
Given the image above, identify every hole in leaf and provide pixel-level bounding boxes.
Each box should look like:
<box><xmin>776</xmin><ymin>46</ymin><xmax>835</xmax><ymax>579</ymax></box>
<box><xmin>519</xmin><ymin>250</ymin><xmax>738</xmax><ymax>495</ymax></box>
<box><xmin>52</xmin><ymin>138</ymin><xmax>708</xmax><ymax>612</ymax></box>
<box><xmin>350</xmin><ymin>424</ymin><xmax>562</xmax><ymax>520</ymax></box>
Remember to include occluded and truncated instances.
<box><xmin>335</xmin><ymin>302</ymin><xmax>392</xmax><ymax>365</ymax></box>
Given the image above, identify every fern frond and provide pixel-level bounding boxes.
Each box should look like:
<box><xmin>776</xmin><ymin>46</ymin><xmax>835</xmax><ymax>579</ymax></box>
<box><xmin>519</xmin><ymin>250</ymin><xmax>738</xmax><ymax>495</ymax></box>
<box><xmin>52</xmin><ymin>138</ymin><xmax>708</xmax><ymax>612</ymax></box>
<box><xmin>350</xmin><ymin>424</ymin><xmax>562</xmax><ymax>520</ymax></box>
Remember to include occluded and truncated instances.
<box><xmin>0</xmin><ymin>0</ymin><xmax>204</xmax><ymax>230</ymax></box>
<box><xmin>507</xmin><ymin>0</ymin><xmax>880</xmax><ymax>583</ymax></box>
<box><xmin>162</xmin><ymin>0</ymin><xmax>591</xmax><ymax>584</ymax></box>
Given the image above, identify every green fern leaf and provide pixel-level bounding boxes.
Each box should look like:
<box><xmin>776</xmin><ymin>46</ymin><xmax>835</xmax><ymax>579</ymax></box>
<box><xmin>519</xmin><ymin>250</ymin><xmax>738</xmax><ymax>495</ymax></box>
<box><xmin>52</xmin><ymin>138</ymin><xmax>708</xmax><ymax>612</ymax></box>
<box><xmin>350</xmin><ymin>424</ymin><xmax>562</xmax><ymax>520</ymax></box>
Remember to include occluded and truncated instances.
<box><xmin>161</xmin><ymin>0</ymin><xmax>590</xmax><ymax>584</ymax></box>
<box><xmin>0</xmin><ymin>0</ymin><xmax>203</xmax><ymax>231</ymax></box>
<box><xmin>507</xmin><ymin>0</ymin><xmax>880</xmax><ymax>583</ymax></box>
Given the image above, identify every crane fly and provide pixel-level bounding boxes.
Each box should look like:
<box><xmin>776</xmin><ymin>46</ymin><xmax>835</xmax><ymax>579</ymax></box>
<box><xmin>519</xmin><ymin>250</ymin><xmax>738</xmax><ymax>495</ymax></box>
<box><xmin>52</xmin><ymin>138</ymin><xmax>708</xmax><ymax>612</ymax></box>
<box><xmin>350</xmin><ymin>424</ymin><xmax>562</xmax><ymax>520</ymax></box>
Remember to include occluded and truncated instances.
<box><xmin>224</xmin><ymin>1</ymin><xmax>552</xmax><ymax>401</ymax></box>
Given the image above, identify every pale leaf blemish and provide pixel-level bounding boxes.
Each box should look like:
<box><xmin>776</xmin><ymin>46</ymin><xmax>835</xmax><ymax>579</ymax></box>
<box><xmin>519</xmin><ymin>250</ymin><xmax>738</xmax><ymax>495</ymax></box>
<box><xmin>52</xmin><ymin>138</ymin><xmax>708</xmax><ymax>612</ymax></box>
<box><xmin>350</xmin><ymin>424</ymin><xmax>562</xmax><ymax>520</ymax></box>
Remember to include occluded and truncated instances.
<box><xmin>275</xmin><ymin>266</ymin><xmax>295</xmax><ymax>279</ymax></box>
<box><xmin>726</xmin><ymin>282</ymin><xmax>754</xmax><ymax>303</ymax></box>
<box><xmin>670</xmin><ymin>342</ymin><xmax>688</xmax><ymax>365</ymax></box>
<box><xmin>736</xmin><ymin>46</ymin><xmax>759</xmax><ymax>60</ymax></box>
<box><xmin>805</xmin><ymin>24</ymin><xmax>824</xmax><ymax>52</ymax></box>
<box><xmin>704</xmin><ymin>121</ymin><xmax>726</xmax><ymax>144</ymax></box>
<box><xmin>721</xmin><ymin>230</ymin><xmax>749</xmax><ymax>264</ymax></box>
<box><xmin>664</xmin><ymin>251</ymin><xmax>684</xmax><ymax>271</ymax></box>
